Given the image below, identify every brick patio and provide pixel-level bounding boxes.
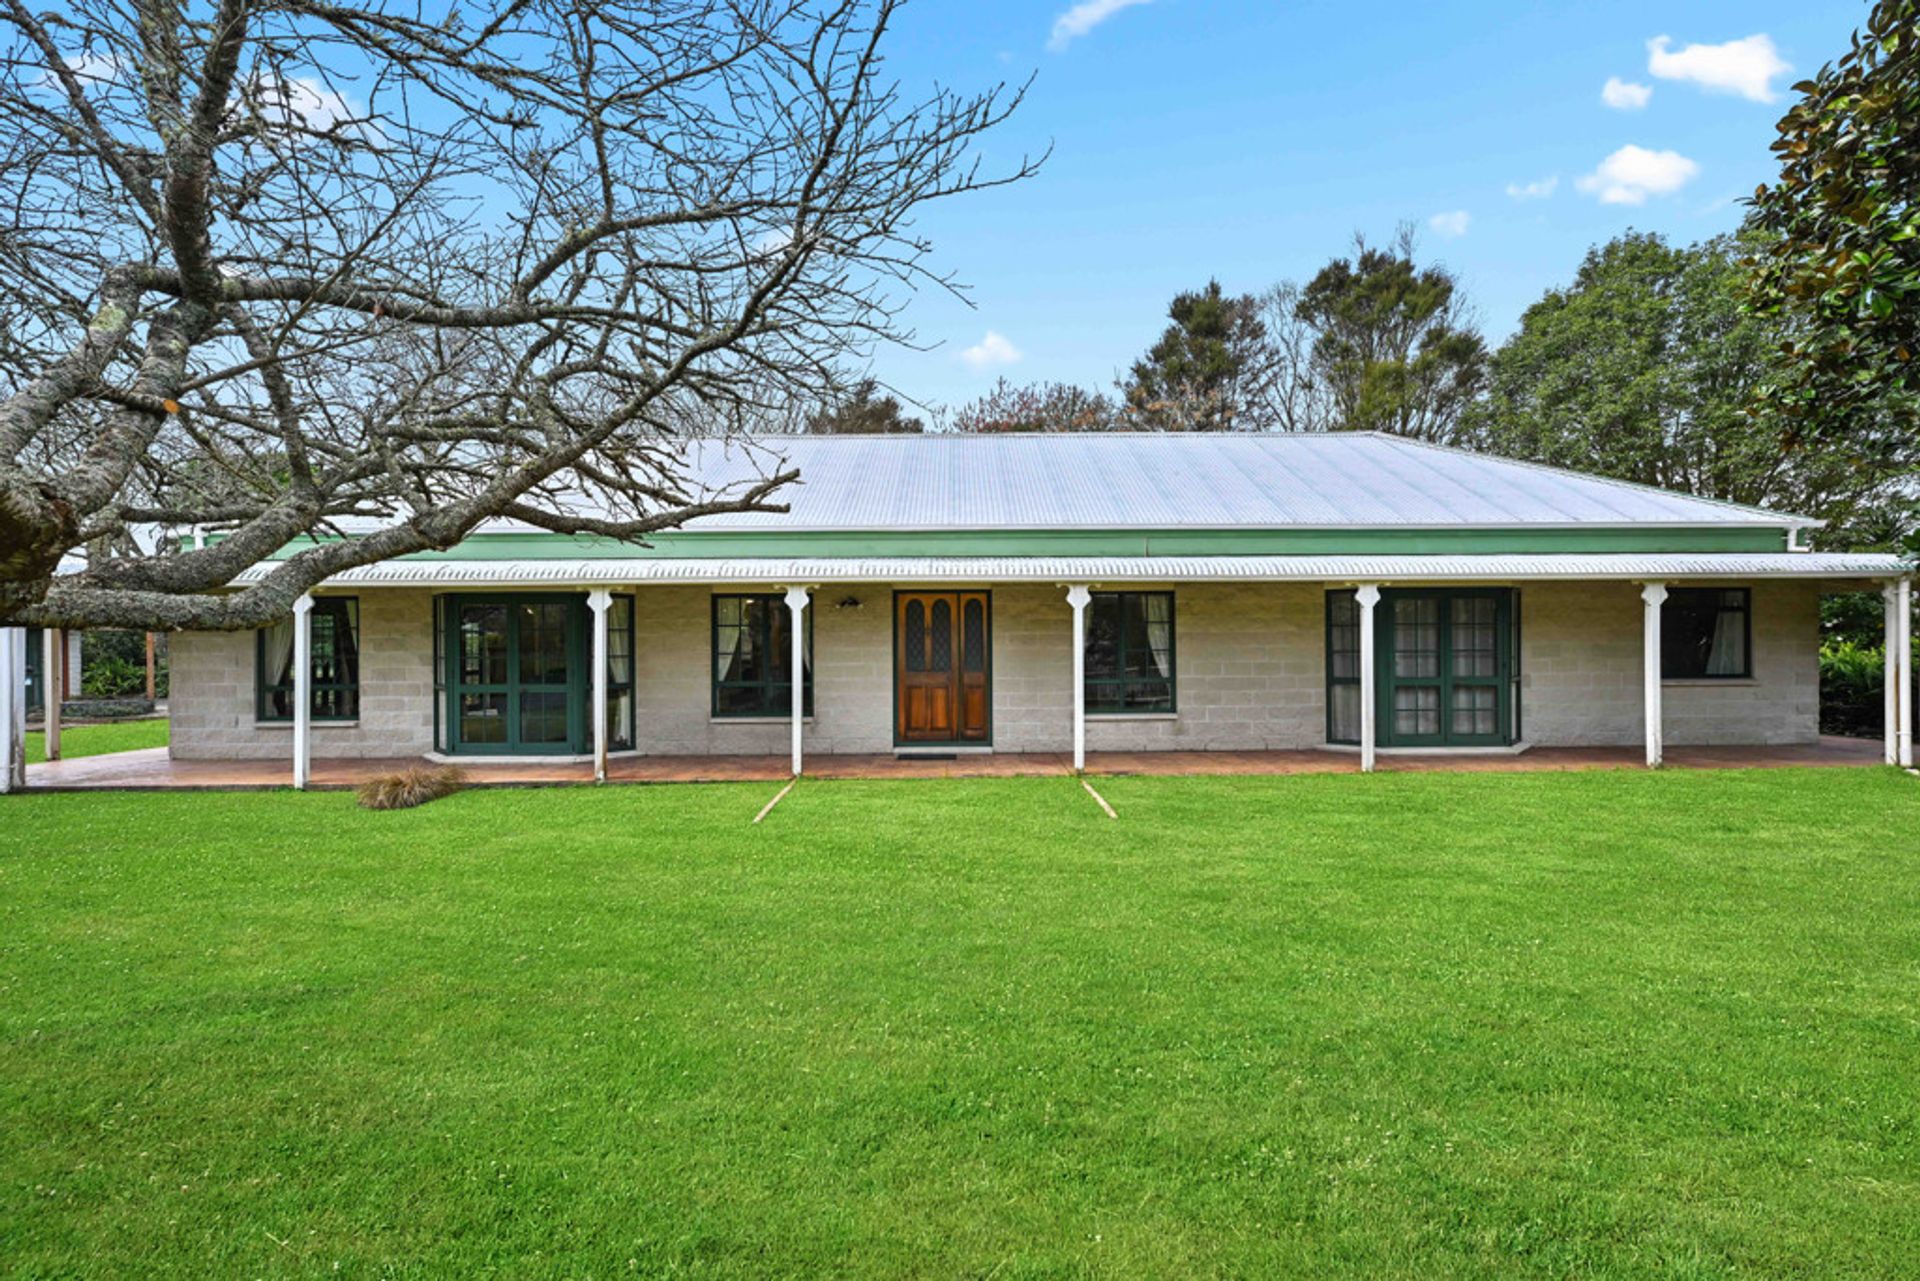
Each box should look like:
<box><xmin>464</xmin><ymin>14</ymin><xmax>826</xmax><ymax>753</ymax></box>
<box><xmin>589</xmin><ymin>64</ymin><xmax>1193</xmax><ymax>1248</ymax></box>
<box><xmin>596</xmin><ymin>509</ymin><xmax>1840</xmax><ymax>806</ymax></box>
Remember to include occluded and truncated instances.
<box><xmin>19</xmin><ymin>736</ymin><xmax>1888</xmax><ymax>792</ymax></box>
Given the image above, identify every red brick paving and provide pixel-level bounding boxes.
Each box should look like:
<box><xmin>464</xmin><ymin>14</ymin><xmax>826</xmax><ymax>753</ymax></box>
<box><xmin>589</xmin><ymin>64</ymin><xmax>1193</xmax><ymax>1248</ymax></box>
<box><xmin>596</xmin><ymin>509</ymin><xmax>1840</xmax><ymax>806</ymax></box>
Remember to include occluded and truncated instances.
<box><xmin>20</xmin><ymin>737</ymin><xmax>1886</xmax><ymax>792</ymax></box>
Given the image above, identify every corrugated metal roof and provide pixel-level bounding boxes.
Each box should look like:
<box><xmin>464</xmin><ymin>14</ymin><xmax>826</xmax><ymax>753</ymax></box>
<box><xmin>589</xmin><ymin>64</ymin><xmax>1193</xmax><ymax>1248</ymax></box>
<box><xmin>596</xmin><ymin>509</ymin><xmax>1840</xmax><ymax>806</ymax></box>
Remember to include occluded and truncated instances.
<box><xmin>241</xmin><ymin>552</ymin><xmax>1906</xmax><ymax>589</ymax></box>
<box><xmin>634</xmin><ymin>433</ymin><xmax>1819</xmax><ymax>531</ymax></box>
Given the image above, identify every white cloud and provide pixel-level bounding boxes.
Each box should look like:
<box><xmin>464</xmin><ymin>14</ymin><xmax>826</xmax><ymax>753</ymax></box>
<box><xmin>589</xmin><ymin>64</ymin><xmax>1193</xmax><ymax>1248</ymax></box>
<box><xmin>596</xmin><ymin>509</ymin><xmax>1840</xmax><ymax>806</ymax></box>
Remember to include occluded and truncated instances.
<box><xmin>1576</xmin><ymin>144</ymin><xmax>1700</xmax><ymax>205</ymax></box>
<box><xmin>1428</xmin><ymin>210</ymin><xmax>1471</xmax><ymax>238</ymax></box>
<box><xmin>1647</xmin><ymin>34</ymin><xmax>1789</xmax><ymax>103</ymax></box>
<box><xmin>960</xmin><ymin>330</ymin><xmax>1022</xmax><ymax>369</ymax></box>
<box><xmin>247</xmin><ymin>76</ymin><xmax>371</xmax><ymax>138</ymax></box>
<box><xmin>1601</xmin><ymin>76</ymin><xmax>1652</xmax><ymax>110</ymax></box>
<box><xmin>34</xmin><ymin>49</ymin><xmax>123</xmax><ymax>97</ymax></box>
<box><xmin>1504</xmin><ymin>175</ymin><xmax>1558</xmax><ymax>200</ymax></box>
<box><xmin>1048</xmin><ymin>0</ymin><xmax>1152</xmax><ymax>51</ymax></box>
<box><xmin>752</xmin><ymin>226</ymin><xmax>794</xmax><ymax>259</ymax></box>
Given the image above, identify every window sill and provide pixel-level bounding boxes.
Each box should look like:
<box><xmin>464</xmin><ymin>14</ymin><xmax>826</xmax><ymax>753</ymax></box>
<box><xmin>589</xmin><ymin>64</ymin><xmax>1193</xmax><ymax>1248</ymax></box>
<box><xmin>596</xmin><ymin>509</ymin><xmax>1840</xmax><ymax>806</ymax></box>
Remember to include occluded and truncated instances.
<box><xmin>254</xmin><ymin>720</ymin><xmax>360</xmax><ymax>730</ymax></box>
<box><xmin>1322</xmin><ymin>741</ymin><xmax>1532</xmax><ymax>756</ymax></box>
<box><xmin>1086</xmin><ymin>712</ymin><xmax>1178</xmax><ymax>721</ymax></box>
<box><xmin>710</xmin><ymin>716</ymin><xmax>816</xmax><ymax>725</ymax></box>
<box><xmin>1661</xmin><ymin>678</ymin><xmax>1757</xmax><ymax>687</ymax></box>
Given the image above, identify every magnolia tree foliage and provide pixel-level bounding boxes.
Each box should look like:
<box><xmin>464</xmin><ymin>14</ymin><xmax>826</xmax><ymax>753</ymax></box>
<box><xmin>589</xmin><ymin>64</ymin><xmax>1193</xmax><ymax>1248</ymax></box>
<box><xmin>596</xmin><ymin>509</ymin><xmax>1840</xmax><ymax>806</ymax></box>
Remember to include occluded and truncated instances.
<box><xmin>0</xmin><ymin>0</ymin><xmax>1031</xmax><ymax>629</ymax></box>
<box><xmin>1747</xmin><ymin>0</ymin><xmax>1920</xmax><ymax>478</ymax></box>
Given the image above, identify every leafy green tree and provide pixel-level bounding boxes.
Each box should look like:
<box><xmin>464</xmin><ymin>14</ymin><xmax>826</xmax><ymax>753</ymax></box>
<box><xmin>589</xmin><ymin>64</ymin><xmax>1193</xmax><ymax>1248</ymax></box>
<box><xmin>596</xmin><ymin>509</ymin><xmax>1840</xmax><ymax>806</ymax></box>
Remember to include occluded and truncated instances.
<box><xmin>1747</xmin><ymin>0</ymin><xmax>1920</xmax><ymax>479</ymax></box>
<box><xmin>1463</xmin><ymin>231</ymin><xmax>1913</xmax><ymax>545</ymax></box>
<box><xmin>1120</xmin><ymin>281</ymin><xmax>1271</xmax><ymax>431</ymax></box>
<box><xmin>1293</xmin><ymin>229</ymin><xmax>1486</xmax><ymax>441</ymax></box>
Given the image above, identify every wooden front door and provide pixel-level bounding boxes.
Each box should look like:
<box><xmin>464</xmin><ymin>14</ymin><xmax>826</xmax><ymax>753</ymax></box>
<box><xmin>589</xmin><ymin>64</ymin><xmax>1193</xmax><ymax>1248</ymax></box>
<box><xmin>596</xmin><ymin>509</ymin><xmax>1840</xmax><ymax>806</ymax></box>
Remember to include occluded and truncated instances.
<box><xmin>895</xmin><ymin>592</ymin><xmax>990</xmax><ymax>744</ymax></box>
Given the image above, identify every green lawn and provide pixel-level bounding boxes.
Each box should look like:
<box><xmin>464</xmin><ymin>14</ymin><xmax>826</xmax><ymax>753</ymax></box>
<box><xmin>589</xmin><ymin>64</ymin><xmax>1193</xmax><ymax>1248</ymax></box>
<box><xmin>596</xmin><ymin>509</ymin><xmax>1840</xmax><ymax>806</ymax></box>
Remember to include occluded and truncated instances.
<box><xmin>25</xmin><ymin>716</ymin><xmax>168</xmax><ymax>764</ymax></box>
<box><xmin>3</xmin><ymin>770</ymin><xmax>1918</xmax><ymax>1277</ymax></box>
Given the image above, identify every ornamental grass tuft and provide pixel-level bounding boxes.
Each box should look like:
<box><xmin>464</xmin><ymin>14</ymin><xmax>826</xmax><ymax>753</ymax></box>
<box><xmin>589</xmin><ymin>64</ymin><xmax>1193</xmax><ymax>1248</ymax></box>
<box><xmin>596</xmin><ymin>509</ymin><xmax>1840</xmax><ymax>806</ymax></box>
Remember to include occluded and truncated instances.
<box><xmin>356</xmin><ymin>764</ymin><xmax>466</xmax><ymax>810</ymax></box>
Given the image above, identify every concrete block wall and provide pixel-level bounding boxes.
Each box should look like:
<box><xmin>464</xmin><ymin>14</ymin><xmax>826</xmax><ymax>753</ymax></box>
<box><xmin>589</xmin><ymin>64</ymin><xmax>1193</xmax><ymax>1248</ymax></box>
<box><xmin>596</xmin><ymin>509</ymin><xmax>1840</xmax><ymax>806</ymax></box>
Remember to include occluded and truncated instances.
<box><xmin>165</xmin><ymin>578</ymin><xmax>1820</xmax><ymax>760</ymax></box>
<box><xmin>989</xmin><ymin>585</ymin><xmax>1072</xmax><ymax>751</ymax></box>
<box><xmin>1520</xmin><ymin>581</ymin><xmax>1820</xmax><ymax>747</ymax></box>
<box><xmin>632</xmin><ymin>584</ymin><xmax>896</xmax><ymax>756</ymax></box>
<box><xmin>169</xmin><ymin>590</ymin><xmax>435</xmax><ymax>760</ymax></box>
<box><xmin>1079</xmin><ymin>583</ymin><xmax>1328</xmax><ymax>751</ymax></box>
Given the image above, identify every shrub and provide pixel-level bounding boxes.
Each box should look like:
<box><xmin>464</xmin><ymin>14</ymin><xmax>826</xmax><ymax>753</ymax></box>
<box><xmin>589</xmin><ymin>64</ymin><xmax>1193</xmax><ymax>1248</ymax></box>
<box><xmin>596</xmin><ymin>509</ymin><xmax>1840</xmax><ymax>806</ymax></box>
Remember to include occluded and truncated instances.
<box><xmin>1820</xmin><ymin>637</ymin><xmax>1920</xmax><ymax>738</ymax></box>
<box><xmin>78</xmin><ymin>629</ymin><xmax>166</xmax><ymax>697</ymax></box>
<box><xmin>80</xmin><ymin>655</ymin><xmax>146</xmax><ymax>698</ymax></box>
<box><xmin>356</xmin><ymin>765</ymin><xmax>466</xmax><ymax>811</ymax></box>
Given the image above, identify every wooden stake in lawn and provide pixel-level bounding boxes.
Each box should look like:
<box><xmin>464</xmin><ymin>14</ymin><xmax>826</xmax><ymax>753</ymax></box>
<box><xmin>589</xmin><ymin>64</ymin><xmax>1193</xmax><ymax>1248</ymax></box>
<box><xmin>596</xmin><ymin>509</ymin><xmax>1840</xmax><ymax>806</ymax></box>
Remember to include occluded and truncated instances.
<box><xmin>1081</xmin><ymin>778</ymin><xmax>1118</xmax><ymax>819</ymax></box>
<box><xmin>753</xmin><ymin>779</ymin><xmax>796</xmax><ymax>824</ymax></box>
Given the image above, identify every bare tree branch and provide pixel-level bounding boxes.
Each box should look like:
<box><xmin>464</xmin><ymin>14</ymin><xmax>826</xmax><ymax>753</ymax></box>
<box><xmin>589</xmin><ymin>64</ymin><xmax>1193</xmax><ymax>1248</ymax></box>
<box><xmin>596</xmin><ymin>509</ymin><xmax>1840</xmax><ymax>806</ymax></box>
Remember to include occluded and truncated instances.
<box><xmin>0</xmin><ymin>0</ymin><xmax>1035</xmax><ymax>628</ymax></box>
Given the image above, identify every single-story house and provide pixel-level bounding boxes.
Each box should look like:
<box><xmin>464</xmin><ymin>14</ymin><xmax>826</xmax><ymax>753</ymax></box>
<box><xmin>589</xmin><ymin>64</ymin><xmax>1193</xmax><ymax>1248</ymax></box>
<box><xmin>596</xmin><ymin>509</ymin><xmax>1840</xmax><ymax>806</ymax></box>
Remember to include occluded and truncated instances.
<box><xmin>3</xmin><ymin>433</ymin><xmax>1914</xmax><ymax>786</ymax></box>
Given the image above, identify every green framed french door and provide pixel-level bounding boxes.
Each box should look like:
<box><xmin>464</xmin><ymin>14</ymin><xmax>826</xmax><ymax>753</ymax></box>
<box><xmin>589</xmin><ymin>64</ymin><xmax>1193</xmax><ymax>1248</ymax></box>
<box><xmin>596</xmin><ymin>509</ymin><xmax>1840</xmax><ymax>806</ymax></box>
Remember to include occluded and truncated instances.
<box><xmin>1377</xmin><ymin>589</ymin><xmax>1514</xmax><ymax>747</ymax></box>
<box><xmin>442</xmin><ymin>594</ymin><xmax>589</xmax><ymax>754</ymax></box>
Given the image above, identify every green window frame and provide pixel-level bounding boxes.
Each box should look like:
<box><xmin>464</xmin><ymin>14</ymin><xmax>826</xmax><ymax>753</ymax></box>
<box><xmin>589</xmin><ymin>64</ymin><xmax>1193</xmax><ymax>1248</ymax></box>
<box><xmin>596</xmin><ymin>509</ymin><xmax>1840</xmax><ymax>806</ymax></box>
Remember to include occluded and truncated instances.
<box><xmin>433</xmin><ymin>595</ymin><xmax>447</xmax><ymax>752</ymax></box>
<box><xmin>1325</xmin><ymin>588</ymin><xmax>1521</xmax><ymax>747</ymax></box>
<box><xmin>1085</xmin><ymin>591</ymin><xmax>1176</xmax><ymax>714</ymax></box>
<box><xmin>256</xmin><ymin>597</ymin><xmax>360</xmax><ymax>722</ymax></box>
<box><xmin>711</xmin><ymin>594</ymin><xmax>813</xmax><ymax>717</ymax></box>
<box><xmin>1325</xmin><ymin>590</ymin><xmax>1362</xmax><ymax>744</ymax></box>
<box><xmin>606</xmin><ymin>594</ymin><xmax>636</xmax><ymax>751</ymax></box>
<box><xmin>439</xmin><ymin>593</ymin><xmax>589</xmax><ymax>755</ymax></box>
<box><xmin>23</xmin><ymin>625</ymin><xmax>44</xmax><ymax>714</ymax></box>
<box><xmin>1661</xmin><ymin>587</ymin><xmax>1751</xmax><ymax>679</ymax></box>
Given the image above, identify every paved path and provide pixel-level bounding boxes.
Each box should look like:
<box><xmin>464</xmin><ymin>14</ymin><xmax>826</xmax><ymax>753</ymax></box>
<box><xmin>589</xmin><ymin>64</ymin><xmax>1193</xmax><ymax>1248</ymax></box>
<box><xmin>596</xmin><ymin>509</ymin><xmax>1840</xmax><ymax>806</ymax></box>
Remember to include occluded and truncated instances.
<box><xmin>20</xmin><ymin>737</ymin><xmax>1887</xmax><ymax>792</ymax></box>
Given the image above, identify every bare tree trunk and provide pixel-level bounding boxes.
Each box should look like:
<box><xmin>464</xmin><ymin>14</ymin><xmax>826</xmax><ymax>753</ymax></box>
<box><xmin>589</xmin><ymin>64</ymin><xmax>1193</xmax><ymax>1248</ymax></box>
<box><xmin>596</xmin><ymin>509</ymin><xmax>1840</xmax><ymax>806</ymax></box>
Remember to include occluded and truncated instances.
<box><xmin>0</xmin><ymin>0</ymin><xmax>1034</xmax><ymax>630</ymax></box>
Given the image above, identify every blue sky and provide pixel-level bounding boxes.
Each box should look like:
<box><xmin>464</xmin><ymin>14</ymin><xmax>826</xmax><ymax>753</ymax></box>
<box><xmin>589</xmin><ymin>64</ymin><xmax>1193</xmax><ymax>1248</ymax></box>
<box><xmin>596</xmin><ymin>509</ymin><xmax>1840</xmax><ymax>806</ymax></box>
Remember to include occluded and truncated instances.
<box><xmin>866</xmin><ymin>0</ymin><xmax>1868</xmax><ymax>414</ymax></box>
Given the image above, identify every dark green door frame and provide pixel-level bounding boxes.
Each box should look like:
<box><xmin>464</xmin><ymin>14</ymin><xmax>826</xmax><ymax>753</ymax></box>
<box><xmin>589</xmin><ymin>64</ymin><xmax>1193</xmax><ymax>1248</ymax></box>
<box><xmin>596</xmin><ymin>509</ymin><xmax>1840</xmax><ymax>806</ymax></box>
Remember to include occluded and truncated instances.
<box><xmin>23</xmin><ymin>626</ymin><xmax>43</xmax><ymax>714</ymax></box>
<box><xmin>1375</xmin><ymin>588</ymin><xmax>1515</xmax><ymax>748</ymax></box>
<box><xmin>442</xmin><ymin>593</ymin><xmax>590</xmax><ymax>755</ymax></box>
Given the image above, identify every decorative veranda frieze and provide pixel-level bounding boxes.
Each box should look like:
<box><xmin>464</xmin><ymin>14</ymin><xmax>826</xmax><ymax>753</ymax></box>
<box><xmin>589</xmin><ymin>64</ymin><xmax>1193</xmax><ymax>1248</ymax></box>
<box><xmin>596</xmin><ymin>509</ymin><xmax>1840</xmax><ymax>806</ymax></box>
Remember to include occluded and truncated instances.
<box><xmin>228</xmin><ymin>552</ymin><xmax>1909</xmax><ymax>591</ymax></box>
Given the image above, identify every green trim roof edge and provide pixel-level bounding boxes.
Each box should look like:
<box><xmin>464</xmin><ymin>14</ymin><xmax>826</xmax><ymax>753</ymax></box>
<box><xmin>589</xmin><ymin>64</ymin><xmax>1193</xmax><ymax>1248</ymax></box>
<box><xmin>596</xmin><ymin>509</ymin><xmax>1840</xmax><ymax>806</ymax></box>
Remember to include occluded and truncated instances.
<box><xmin>250</xmin><ymin>525</ymin><xmax>1792</xmax><ymax>562</ymax></box>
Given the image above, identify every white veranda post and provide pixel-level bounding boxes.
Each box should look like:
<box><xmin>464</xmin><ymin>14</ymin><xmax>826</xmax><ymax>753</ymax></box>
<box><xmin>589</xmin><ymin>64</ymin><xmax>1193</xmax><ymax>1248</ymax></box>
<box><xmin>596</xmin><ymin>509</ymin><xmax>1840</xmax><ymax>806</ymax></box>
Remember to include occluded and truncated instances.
<box><xmin>1641</xmin><ymin>583</ymin><xmax>1667</xmax><ymax>769</ymax></box>
<box><xmin>1355</xmin><ymin>585</ymin><xmax>1380</xmax><ymax>773</ymax></box>
<box><xmin>784</xmin><ymin>586</ymin><xmax>810</xmax><ymax>777</ymax></box>
<box><xmin>292</xmin><ymin>594</ymin><xmax>314</xmax><ymax>790</ymax></box>
<box><xmin>1898</xmin><ymin>578</ymin><xmax>1914</xmax><ymax>769</ymax></box>
<box><xmin>0</xmin><ymin>626</ymin><xmax>24</xmax><ymax>793</ymax></box>
<box><xmin>588</xmin><ymin>589</ymin><xmax>611</xmax><ymax>783</ymax></box>
<box><xmin>1066</xmin><ymin>585</ymin><xmax>1091</xmax><ymax>771</ymax></box>
<box><xmin>1886</xmin><ymin>582</ymin><xmax>1901</xmax><ymax>766</ymax></box>
<box><xmin>42</xmin><ymin>627</ymin><xmax>61</xmax><ymax>762</ymax></box>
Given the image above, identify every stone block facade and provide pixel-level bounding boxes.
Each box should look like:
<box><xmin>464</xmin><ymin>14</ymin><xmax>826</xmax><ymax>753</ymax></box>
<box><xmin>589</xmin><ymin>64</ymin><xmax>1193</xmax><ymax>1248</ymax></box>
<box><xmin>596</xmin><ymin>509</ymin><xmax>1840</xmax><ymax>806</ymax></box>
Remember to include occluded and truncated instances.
<box><xmin>167</xmin><ymin>578</ymin><xmax>1821</xmax><ymax>760</ymax></box>
<box><xmin>170</xmin><ymin>589</ymin><xmax>436</xmax><ymax>760</ymax></box>
<box><xmin>1519</xmin><ymin>581</ymin><xmax>1819</xmax><ymax>747</ymax></box>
